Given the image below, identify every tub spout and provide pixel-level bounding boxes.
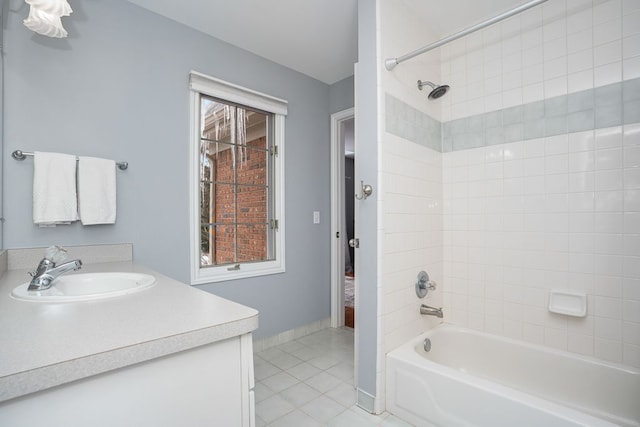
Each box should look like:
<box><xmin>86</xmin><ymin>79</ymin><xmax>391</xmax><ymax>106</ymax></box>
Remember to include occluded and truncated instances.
<box><xmin>420</xmin><ymin>304</ymin><xmax>443</xmax><ymax>318</ymax></box>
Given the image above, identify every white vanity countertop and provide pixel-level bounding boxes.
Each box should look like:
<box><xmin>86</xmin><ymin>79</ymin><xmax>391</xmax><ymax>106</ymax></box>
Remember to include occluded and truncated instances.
<box><xmin>0</xmin><ymin>261</ymin><xmax>259</xmax><ymax>402</ymax></box>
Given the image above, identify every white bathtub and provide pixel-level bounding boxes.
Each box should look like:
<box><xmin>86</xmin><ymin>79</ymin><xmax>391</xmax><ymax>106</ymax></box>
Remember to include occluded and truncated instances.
<box><xmin>386</xmin><ymin>325</ymin><xmax>640</xmax><ymax>427</ymax></box>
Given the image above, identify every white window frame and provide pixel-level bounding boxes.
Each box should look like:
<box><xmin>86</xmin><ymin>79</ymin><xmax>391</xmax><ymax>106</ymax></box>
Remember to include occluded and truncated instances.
<box><xmin>189</xmin><ymin>71</ymin><xmax>287</xmax><ymax>284</ymax></box>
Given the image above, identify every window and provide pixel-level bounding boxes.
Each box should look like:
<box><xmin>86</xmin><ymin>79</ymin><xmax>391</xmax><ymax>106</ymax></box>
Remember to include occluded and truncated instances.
<box><xmin>189</xmin><ymin>72</ymin><xmax>287</xmax><ymax>284</ymax></box>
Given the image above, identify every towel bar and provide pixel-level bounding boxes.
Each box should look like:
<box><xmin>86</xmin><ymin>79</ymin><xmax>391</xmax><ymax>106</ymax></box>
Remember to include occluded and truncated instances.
<box><xmin>12</xmin><ymin>150</ymin><xmax>128</xmax><ymax>170</ymax></box>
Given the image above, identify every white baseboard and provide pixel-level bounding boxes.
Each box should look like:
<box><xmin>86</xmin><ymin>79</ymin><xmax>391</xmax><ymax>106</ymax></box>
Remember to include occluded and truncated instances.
<box><xmin>0</xmin><ymin>251</ymin><xmax>7</xmax><ymax>278</ymax></box>
<box><xmin>356</xmin><ymin>388</ymin><xmax>376</xmax><ymax>413</ymax></box>
<box><xmin>253</xmin><ymin>317</ymin><xmax>331</xmax><ymax>353</ymax></box>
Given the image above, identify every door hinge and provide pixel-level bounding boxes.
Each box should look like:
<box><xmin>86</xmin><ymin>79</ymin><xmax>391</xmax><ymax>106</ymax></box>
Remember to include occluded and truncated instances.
<box><xmin>270</xmin><ymin>219</ymin><xmax>279</xmax><ymax>230</ymax></box>
<box><xmin>270</xmin><ymin>145</ymin><xmax>279</xmax><ymax>157</ymax></box>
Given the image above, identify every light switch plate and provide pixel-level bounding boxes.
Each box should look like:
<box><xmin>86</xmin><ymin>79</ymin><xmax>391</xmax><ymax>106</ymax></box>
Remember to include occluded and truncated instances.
<box><xmin>313</xmin><ymin>211</ymin><xmax>320</xmax><ymax>224</ymax></box>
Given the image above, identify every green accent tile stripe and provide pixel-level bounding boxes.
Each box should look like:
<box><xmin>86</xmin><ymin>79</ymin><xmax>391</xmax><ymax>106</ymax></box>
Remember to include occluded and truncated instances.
<box><xmin>385</xmin><ymin>93</ymin><xmax>441</xmax><ymax>152</ymax></box>
<box><xmin>385</xmin><ymin>78</ymin><xmax>640</xmax><ymax>154</ymax></box>
<box><xmin>442</xmin><ymin>78</ymin><xmax>640</xmax><ymax>153</ymax></box>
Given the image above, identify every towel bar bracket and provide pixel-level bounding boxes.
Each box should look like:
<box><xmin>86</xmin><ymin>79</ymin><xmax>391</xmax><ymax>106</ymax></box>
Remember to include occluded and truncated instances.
<box><xmin>12</xmin><ymin>150</ymin><xmax>128</xmax><ymax>170</ymax></box>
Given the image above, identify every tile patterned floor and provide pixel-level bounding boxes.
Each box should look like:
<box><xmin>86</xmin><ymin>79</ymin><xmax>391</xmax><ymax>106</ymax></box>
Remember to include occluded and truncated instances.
<box><xmin>254</xmin><ymin>327</ymin><xmax>412</xmax><ymax>426</ymax></box>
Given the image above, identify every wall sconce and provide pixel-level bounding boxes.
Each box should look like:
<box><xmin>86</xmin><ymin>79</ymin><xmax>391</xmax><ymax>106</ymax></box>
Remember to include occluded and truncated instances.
<box><xmin>355</xmin><ymin>180</ymin><xmax>373</xmax><ymax>200</ymax></box>
<box><xmin>23</xmin><ymin>0</ymin><xmax>73</xmax><ymax>38</ymax></box>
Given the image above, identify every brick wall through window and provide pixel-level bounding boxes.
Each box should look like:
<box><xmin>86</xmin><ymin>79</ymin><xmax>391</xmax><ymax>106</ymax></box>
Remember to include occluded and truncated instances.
<box><xmin>209</xmin><ymin>137</ymin><xmax>268</xmax><ymax>264</ymax></box>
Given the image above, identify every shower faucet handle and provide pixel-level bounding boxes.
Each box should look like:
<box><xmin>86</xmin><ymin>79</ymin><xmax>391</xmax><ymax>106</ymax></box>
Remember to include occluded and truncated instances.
<box><xmin>416</xmin><ymin>271</ymin><xmax>437</xmax><ymax>298</ymax></box>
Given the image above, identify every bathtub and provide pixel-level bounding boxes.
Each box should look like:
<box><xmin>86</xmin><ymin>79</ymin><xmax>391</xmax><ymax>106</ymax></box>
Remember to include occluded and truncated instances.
<box><xmin>386</xmin><ymin>325</ymin><xmax>640</xmax><ymax>427</ymax></box>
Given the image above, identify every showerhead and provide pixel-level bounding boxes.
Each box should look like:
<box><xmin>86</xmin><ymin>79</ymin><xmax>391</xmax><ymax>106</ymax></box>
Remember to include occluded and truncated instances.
<box><xmin>417</xmin><ymin>80</ymin><xmax>450</xmax><ymax>100</ymax></box>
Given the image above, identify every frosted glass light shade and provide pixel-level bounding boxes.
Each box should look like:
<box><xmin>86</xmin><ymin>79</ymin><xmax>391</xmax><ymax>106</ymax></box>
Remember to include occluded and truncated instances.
<box><xmin>23</xmin><ymin>0</ymin><xmax>73</xmax><ymax>38</ymax></box>
<box><xmin>25</xmin><ymin>0</ymin><xmax>72</xmax><ymax>16</ymax></box>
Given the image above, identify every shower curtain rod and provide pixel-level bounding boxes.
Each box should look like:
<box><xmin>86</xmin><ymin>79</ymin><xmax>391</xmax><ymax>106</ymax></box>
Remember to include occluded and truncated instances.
<box><xmin>384</xmin><ymin>0</ymin><xmax>548</xmax><ymax>71</ymax></box>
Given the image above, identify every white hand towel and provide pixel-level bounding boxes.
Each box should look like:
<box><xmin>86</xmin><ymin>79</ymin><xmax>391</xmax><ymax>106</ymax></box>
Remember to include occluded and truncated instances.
<box><xmin>33</xmin><ymin>151</ymin><xmax>78</xmax><ymax>226</ymax></box>
<box><xmin>78</xmin><ymin>156</ymin><xmax>117</xmax><ymax>225</ymax></box>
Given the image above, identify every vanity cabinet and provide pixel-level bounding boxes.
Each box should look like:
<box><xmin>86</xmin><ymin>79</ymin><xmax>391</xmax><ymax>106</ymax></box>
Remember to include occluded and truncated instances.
<box><xmin>0</xmin><ymin>333</ymin><xmax>255</xmax><ymax>426</ymax></box>
<box><xmin>0</xmin><ymin>258</ymin><xmax>258</xmax><ymax>427</ymax></box>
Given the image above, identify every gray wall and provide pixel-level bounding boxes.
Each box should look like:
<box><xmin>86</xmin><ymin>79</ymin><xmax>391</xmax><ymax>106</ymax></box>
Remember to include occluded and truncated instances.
<box><xmin>0</xmin><ymin>1</ymin><xmax>5</xmax><ymax>249</ymax></box>
<box><xmin>3</xmin><ymin>0</ymin><xmax>346</xmax><ymax>339</ymax></box>
<box><xmin>329</xmin><ymin>75</ymin><xmax>355</xmax><ymax>114</ymax></box>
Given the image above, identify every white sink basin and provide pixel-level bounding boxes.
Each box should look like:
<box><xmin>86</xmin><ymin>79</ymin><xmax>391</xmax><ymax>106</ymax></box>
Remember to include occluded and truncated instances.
<box><xmin>11</xmin><ymin>272</ymin><xmax>156</xmax><ymax>302</ymax></box>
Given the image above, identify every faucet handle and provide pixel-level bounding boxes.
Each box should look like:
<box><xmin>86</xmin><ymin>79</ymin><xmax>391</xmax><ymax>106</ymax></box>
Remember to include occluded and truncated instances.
<box><xmin>27</xmin><ymin>258</ymin><xmax>54</xmax><ymax>280</ymax></box>
<box><xmin>416</xmin><ymin>271</ymin><xmax>437</xmax><ymax>298</ymax></box>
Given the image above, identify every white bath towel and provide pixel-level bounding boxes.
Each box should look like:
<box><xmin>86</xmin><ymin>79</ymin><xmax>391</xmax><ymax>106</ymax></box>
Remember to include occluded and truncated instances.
<box><xmin>78</xmin><ymin>156</ymin><xmax>116</xmax><ymax>225</ymax></box>
<box><xmin>33</xmin><ymin>151</ymin><xmax>78</xmax><ymax>226</ymax></box>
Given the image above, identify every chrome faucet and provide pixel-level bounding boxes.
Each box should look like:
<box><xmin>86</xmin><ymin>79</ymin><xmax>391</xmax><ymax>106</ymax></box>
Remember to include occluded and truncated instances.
<box><xmin>420</xmin><ymin>304</ymin><xmax>443</xmax><ymax>318</ymax></box>
<box><xmin>28</xmin><ymin>257</ymin><xmax>83</xmax><ymax>291</ymax></box>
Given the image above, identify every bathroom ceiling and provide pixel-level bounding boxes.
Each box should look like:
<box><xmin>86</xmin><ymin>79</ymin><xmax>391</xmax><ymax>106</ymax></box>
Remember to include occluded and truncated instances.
<box><xmin>126</xmin><ymin>0</ymin><xmax>528</xmax><ymax>85</ymax></box>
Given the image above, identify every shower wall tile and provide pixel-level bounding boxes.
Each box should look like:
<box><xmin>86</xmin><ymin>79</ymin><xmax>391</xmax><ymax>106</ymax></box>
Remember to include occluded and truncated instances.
<box><xmin>380</xmin><ymin>132</ymin><xmax>444</xmax><ymax>354</ymax></box>
<box><xmin>568</xmin><ymin>110</ymin><xmax>595</xmax><ymax>133</ymax></box>
<box><xmin>441</xmin><ymin>0</ymin><xmax>639</xmax><ymax>123</ymax></box>
<box><xmin>624</xmin><ymin>80</ymin><xmax>640</xmax><ymax>124</ymax></box>
<box><xmin>443</xmin><ymin>125</ymin><xmax>640</xmax><ymax>368</ymax></box>
<box><xmin>437</xmin><ymin>0</ymin><xmax>639</xmax><ymax>369</ymax></box>
<box><xmin>385</xmin><ymin>78</ymin><xmax>640</xmax><ymax>153</ymax></box>
<box><xmin>439</xmin><ymin>78</ymin><xmax>640</xmax><ymax>153</ymax></box>
<box><xmin>383</xmin><ymin>0</ymin><xmax>640</xmax><ymax>377</ymax></box>
<box><xmin>626</xmin><ymin>101</ymin><xmax>640</xmax><ymax>125</ymax></box>
<box><xmin>385</xmin><ymin>94</ymin><xmax>441</xmax><ymax>152</ymax></box>
<box><xmin>596</xmin><ymin>103</ymin><xmax>624</xmax><ymax>128</ymax></box>
<box><xmin>625</xmin><ymin>55</ymin><xmax>640</xmax><ymax>79</ymax></box>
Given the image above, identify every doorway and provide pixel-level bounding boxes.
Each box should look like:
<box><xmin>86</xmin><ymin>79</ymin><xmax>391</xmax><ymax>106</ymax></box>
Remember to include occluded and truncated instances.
<box><xmin>330</xmin><ymin>108</ymin><xmax>355</xmax><ymax>329</ymax></box>
<box><xmin>344</xmin><ymin>129</ymin><xmax>355</xmax><ymax>328</ymax></box>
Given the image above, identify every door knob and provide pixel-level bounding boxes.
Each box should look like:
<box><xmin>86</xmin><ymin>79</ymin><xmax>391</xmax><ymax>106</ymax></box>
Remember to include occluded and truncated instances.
<box><xmin>349</xmin><ymin>238</ymin><xmax>359</xmax><ymax>248</ymax></box>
